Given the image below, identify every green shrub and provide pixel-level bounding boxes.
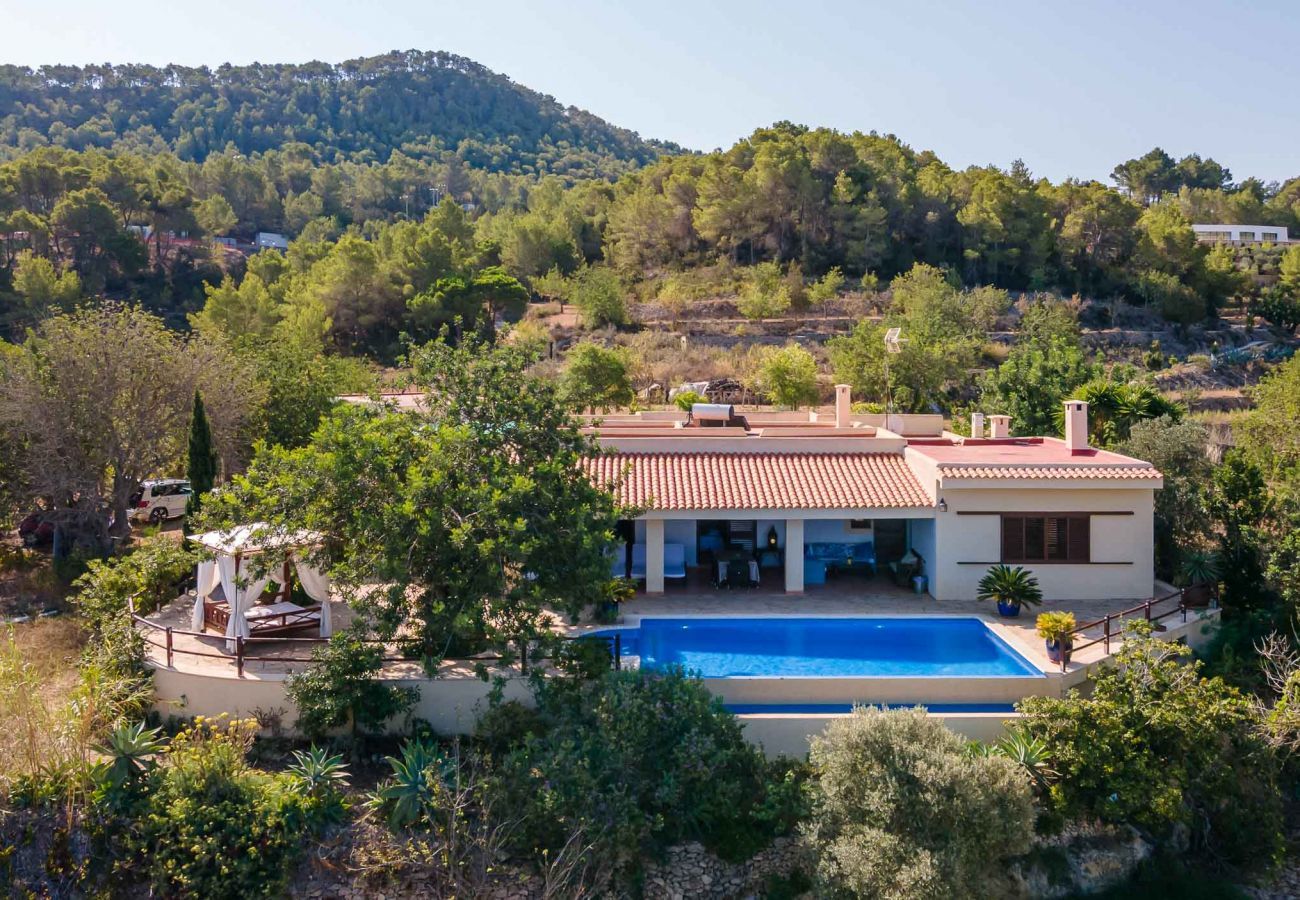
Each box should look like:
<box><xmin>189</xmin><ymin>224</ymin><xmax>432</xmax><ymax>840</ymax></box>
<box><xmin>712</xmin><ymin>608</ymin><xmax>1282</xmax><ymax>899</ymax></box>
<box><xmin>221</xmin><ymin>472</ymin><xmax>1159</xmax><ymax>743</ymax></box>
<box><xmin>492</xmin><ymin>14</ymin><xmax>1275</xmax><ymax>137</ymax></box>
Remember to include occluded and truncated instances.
<box><xmin>808</xmin><ymin>267</ymin><xmax>845</xmax><ymax>304</ymax></box>
<box><xmin>570</xmin><ymin>266</ymin><xmax>627</xmax><ymax>328</ymax></box>
<box><xmin>488</xmin><ymin>669</ymin><xmax>794</xmax><ymax>879</ymax></box>
<box><xmin>73</xmin><ymin>535</ymin><xmax>196</xmax><ymax>623</ymax></box>
<box><xmin>1019</xmin><ymin>632</ymin><xmax>1283</xmax><ymax>872</ymax></box>
<box><xmin>672</xmin><ymin>389</ymin><xmax>705</xmax><ymax>411</ymax></box>
<box><xmin>286</xmin><ymin>633</ymin><xmax>419</xmax><ymax>740</ymax></box>
<box><xmin>803</xmin><ymin>706</ymin><xmax>1034</xmax><ymax>899</ymax></box>
<box><xmin>737</xmin><ymin>262</ymin><xmax>793</xmax><ymax>320</ymax></box>
<box><xmin>124</xmin><ymin>717</ymin><xmax>331</xmax><ymax>899</ymax></box>
<box><xmin>473</xmin><ymin>699</ymin><xmax>546</xmax><ymax>758</ymax></box>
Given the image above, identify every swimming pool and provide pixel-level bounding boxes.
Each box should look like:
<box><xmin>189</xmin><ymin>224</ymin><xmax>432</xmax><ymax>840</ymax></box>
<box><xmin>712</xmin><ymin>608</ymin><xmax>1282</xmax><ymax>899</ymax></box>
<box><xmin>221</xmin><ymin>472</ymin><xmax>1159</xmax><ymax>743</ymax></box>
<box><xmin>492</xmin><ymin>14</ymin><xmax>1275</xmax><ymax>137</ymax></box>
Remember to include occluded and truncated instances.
<box><xmin>588</xmin><ymin>617</ymin><xmax>1042</xmax><ymax>678</ymax></box>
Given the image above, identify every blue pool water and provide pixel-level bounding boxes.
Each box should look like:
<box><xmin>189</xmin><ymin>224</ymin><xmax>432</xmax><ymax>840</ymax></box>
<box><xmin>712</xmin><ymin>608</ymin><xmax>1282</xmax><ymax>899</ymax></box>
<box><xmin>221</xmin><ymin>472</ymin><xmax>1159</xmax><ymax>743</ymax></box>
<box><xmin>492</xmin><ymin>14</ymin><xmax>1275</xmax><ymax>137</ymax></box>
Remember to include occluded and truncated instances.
<box><xmin>588</xmin><ymin>617</ymin><xmax>1041</xmax><ymax>678</ymax></box>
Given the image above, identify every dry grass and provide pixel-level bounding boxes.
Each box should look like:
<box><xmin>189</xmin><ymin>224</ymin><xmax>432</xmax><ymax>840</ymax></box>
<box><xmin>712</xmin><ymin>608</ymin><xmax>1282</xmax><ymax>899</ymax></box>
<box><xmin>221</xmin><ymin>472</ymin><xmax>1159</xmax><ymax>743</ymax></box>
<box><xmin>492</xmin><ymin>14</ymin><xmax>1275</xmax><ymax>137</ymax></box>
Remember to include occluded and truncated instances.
<box><xmin>10</xmin><ymin>618</ymin><xmax>85</xmax><ymax>702</ymax></box>
<box><xmin>0</xmin><ymin>619</ymin><xmax>98</xmax><ymax>798</ymax></box>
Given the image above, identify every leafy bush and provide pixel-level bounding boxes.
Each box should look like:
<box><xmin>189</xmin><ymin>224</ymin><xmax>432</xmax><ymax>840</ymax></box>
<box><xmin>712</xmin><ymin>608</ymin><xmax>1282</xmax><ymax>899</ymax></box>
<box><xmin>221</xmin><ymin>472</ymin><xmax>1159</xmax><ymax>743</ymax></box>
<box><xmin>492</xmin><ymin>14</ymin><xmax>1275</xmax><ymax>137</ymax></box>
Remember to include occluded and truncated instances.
<box><xmin>672</xmin><ymin>389</ymin><xmax>705</xmax><ymax>411</ymax></box>
<box><xmin>73</xmin><ymin>535</ymin><xmax>196</xmax><ymax>623</ymax></box>
<box><xmin>808</xmin><ymin>267</ymin><xmax>845</xmax><ymax>304</ymax></box>
<box><xmin>487</xmin><ymin>669</ymin><xmax>798</xmax><ymax>879</ymax></box>
<box><xmin>570</xmin><ymin>266</ymin><xmax>627</xmax><ymax>328</ymax></box>
<box><xmin>1019</xmin><ymin>632</ymin><xmax>1283</xmax><ymax>872</ymax></box>
<box><xmin>749</xmin><ymin>344</ymin><xmax>820</xmax><ymax>409</ymax></box>
<box><xmin>123</xmin><ymin>716</ymin><xmax>333</xmax><ymax>899</ymax></box>
<box><xmin>286</xmin><ymin>633</ymin><xmax>419</xmax><ymax>740</ymax></box>
<box><xmin>737</xmin><ymin>262</ymin><xmax>793</xmax><ymax>319</ymax></box>
<box><xmin>804</xmin><ymin>707</ymin><xmax>1034</xmax><ymax>898</ymax></box>
<box><xmin>473</xmin><ymin>699</ymin><xmax>546</xmax><ymax>758</ymax></box>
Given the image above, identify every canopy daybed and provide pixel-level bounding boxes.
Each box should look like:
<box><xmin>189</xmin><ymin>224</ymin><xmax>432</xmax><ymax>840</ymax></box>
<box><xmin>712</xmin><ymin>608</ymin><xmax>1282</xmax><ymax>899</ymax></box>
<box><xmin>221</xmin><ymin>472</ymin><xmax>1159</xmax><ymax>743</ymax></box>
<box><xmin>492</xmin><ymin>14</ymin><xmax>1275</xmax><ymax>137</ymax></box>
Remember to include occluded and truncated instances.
<box><xmin>188</xmin><ymin>524</ymin><xmax>334</xmax><ymax>649</ymax></box>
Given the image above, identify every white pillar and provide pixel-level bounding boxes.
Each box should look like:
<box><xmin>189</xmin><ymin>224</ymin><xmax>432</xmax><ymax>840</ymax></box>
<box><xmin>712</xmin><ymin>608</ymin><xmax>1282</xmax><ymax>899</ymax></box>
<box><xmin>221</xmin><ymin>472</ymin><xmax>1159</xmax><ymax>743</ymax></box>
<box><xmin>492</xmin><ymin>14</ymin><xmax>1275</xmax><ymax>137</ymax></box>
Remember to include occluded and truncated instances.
<box><xmin>784</xmin><ymin>518</ymin><xmax>804</xmax><ymax>593</ymax></box>
<box><xmin>646</xmin><ymin>518</ymin><xmax>665</xmax><ymax>594</ymax></box>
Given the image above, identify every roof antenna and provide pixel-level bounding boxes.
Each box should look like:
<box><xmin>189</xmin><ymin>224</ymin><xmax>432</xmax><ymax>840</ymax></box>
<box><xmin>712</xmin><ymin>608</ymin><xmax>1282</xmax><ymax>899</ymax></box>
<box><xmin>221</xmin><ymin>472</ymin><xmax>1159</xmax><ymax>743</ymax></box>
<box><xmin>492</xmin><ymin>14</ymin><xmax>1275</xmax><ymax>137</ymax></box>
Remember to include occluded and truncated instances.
<box><xmin>883</xmin><ymin>327</ymin><xmax>906</xmax><ymax>431</ymax></box>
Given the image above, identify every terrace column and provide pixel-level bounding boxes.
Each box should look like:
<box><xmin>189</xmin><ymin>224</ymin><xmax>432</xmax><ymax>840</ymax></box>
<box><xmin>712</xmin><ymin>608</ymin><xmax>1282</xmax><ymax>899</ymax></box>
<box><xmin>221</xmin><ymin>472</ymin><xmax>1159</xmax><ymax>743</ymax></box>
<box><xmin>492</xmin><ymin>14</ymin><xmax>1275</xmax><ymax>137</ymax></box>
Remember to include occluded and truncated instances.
<box><xmin>784</xmin><ymin>518</ymin><xmax>804</xmax><ymax>593</ymax></box>
<box><xmin>646</xmin><ymin>518</ymin><xmax>665</xmax><ymax>594</ymax></box>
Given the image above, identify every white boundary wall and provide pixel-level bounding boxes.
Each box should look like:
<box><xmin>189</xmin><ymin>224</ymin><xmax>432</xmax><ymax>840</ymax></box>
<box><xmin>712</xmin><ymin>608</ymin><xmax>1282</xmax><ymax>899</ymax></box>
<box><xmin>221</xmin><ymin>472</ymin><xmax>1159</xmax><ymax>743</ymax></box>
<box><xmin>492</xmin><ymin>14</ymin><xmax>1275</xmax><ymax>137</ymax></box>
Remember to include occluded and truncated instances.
<box><xmin>149</xmin><ymin>610</ymin><xmax>1219</xmax><ymax>757</ymax></box>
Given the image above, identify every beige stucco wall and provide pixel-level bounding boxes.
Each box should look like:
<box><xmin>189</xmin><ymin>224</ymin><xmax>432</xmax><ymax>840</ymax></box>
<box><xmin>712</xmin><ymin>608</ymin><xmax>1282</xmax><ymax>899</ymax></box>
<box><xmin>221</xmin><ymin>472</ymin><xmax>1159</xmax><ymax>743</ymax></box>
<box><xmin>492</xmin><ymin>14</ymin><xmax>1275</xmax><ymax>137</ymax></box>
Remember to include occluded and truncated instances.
<box><xmin>151</xmin><ymin>667</ymin><xmax>534</xmax><ymax>735</ymax></box>
<box><xmin>929</xmin><ymin>485</ymin><xmax>1156</xmax><ymax>602</ymax></box>
<box><xmin>740</xmin><ymin>712</ymin><xmax>1017</xmax><ymax>758</ymax></box>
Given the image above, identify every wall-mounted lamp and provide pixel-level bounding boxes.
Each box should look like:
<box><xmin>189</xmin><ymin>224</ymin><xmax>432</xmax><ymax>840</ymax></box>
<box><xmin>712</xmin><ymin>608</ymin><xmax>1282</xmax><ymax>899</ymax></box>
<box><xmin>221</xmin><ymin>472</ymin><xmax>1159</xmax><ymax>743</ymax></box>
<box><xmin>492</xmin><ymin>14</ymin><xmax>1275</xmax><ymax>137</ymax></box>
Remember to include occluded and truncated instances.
<box><xmin>937</xmin><ymin>498</ymin><xmax>948</xmax><ymax>513</ymax></box>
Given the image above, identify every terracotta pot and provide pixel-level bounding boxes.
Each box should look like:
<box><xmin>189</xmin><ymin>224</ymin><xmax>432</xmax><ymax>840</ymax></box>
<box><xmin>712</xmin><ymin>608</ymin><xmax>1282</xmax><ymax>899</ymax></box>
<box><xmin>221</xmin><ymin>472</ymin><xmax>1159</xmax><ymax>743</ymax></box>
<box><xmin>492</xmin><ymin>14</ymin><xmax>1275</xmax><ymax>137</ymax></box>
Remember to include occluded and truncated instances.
<box><xmin>1182</xmin><ymin>582</ymin><xmax>1213</xmax><ymax>609</ymax></box>
<box><xmin>1046</xmin><ymin>638</ymin><xmax>1073</xmax><ymax>665</ymax></box>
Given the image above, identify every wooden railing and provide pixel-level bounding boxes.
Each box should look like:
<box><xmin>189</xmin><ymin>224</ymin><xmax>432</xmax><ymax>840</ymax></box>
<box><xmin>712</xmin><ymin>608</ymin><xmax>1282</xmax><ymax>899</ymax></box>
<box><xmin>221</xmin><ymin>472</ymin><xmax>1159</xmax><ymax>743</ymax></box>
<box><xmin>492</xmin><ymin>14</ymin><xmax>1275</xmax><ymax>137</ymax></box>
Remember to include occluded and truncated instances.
<box><xmin>127</xmin><ymin>595</ymin><xmax>622</xmax><ymax>678</ymax></box>
<box><xmin>1060</xmin><ymin>588</ymin><xmax>1195</xmax><ymax>672</ymax></box>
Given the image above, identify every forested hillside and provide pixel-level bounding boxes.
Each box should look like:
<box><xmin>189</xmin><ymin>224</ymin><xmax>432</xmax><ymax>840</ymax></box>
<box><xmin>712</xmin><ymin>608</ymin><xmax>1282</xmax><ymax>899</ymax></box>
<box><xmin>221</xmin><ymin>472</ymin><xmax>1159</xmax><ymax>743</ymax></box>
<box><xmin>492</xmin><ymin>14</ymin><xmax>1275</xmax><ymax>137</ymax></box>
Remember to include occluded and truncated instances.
<box><xmin>0</xmin><ymin>50</ymin><xmax>679</xmax><ymax>178</ymax></box>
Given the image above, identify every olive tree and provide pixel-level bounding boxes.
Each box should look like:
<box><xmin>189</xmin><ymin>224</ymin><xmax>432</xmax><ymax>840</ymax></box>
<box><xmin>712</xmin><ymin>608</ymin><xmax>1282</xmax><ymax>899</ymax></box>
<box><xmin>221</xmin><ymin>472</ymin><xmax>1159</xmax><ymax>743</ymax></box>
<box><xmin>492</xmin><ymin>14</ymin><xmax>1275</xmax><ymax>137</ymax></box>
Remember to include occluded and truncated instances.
<box><xmin>804</xmin><ymin>707</ymin><xmax>1034</xmax><ymax>898</ymax></box>
<box><xmin>0</xmin><ymin>304</ymin><xmax>261</xmax><ymax>546</ymax></box>
<box><xmin>199</xmin><ymin>337</ymin><xmax>624</xmax><ymax>673</ymax></box>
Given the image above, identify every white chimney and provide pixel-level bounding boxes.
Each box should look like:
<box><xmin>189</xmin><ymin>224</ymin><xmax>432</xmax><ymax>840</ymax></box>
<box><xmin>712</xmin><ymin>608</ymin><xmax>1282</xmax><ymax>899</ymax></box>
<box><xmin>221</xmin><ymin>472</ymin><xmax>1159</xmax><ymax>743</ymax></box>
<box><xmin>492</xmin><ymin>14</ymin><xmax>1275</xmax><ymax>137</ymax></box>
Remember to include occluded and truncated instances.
<box><xmin>988</xmin><ymin>414</ymin><xmax>1011</xmax><ymax>439</ymax></box>
<box><xmin>1064</xmin><ymin>400</ymin><xmax>1089</xmax><ymax>452</ymax></box>
<box><xmin>835</xmin><ymin>384</ymin><xmax>851</xmax><ymax>429</ymax></box>
<box><xmin>970</xmin><ymin>412</ymin><xmax>985</xmax><ymax>440</ymax></box>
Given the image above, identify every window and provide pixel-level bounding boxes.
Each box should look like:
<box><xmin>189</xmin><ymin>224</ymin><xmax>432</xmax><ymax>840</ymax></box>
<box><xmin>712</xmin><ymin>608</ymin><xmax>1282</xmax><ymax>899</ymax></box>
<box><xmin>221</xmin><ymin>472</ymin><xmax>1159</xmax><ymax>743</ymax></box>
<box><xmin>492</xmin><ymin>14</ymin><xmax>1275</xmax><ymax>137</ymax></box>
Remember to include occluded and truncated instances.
<box><xmin>1001</xmin><ymin>515</ymin><xmax>1090</xmax><ymax>563</ymax></box>
<box><xmin>1262</xmin><ymin>232</ymin><xmax>1278</xmax><ymax>242</ymax></box>
<box><xmin>847</xmin><ymin>518</ymin><xmax>872</xmax><ymax>532</ymax></box>
<box><xmin>1239</xmin><ymin>231</ymin><xmax>1256</xmax><ymax>242</ymax></box>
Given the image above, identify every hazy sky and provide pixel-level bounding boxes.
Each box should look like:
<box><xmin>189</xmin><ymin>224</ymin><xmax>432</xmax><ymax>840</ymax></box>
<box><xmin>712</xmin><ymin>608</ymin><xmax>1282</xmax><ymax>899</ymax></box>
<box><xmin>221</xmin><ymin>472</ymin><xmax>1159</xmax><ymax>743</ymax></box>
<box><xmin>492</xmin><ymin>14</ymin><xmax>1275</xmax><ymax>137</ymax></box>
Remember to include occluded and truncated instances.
<box><xmin>3</xmin><ymin>0</ymin><xmax>1298</xmax><ymax>184</ymax></box>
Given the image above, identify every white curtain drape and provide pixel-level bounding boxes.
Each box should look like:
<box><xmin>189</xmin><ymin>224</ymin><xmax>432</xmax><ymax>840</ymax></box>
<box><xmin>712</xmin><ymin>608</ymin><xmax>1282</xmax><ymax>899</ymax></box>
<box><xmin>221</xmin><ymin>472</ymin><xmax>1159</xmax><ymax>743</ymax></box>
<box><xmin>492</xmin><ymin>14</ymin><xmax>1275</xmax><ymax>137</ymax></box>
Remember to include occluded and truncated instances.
<box><xmin>220</xmin><ymin>555</ymin><xmax>271</xmax><ymax>651</ymax></box>
<box><xmin>191</xmin><ymin>560</ymin><xmax>220</xmax><ymax>630</ymax></box>
<box><xmin>294</xmin><ymin>560</ymin><xmax>333</xmax><ymax>636</ymax></box>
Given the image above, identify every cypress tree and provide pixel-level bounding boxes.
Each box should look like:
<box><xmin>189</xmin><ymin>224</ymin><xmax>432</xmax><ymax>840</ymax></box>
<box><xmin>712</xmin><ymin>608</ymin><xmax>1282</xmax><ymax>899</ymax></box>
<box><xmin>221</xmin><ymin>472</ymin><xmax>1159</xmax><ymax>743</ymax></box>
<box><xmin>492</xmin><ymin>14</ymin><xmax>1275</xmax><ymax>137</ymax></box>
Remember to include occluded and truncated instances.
<box><xmin>186</xmin><ymin>389</ymin><xmax>218</xmax><ymax>516</ymax></box>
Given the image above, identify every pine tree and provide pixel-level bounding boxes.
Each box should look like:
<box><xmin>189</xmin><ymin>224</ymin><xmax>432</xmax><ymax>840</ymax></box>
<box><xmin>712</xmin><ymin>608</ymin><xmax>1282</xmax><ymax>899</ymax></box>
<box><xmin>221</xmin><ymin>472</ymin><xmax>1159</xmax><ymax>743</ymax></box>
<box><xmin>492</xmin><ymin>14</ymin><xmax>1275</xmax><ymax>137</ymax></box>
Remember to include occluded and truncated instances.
<box><xmin>186</xmin><ymin>390</ymin><xmax>218</xmax><ymax>516</ymax></box>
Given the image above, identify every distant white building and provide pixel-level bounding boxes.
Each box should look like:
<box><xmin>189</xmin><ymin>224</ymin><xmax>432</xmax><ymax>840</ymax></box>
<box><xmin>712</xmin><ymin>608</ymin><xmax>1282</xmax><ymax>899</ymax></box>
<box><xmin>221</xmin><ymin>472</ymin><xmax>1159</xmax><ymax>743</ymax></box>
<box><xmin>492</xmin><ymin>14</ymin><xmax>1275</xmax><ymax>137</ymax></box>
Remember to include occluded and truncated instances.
<box><xmin>255</xmin><ymin>232</ymin><xmax>290</xmax><ymax>251</ymax></box>
<box><xmin>1192</xmin><ymin>224</ymin><xmax>1291</xmax><ymax>245</ymax></box>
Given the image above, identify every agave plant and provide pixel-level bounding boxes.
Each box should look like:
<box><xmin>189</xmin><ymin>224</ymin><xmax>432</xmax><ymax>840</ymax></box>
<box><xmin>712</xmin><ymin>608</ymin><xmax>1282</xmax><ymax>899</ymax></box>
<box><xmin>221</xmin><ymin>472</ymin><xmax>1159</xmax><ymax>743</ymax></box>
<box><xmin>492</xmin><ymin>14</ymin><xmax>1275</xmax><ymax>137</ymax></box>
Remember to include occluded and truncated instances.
<box><xmin>1178</xmin><ymin>550</ymin><xmax>1222</xmax><ymax>587</ymax></box>
<box><xmin>977</xmin><ymin>565</ymin><xmax>1043</xmax><ymax>615</ymax></box>
<box><xmin>993</xmin><ymin>727</ymin><xmax>1057</xmax><ymax>793</ymax></box>
<box><xmin>369</xmin><ymin>739</ymin><xmax>454</xmax><ymax>829</ymax></box>
<box><xmin>287</xmin><ymin>746</ymin><xmax>350</xmax><ymax>799</ymax></box>
<box><xmin>97</xmin><ymin>721</ymin><xmax>166</xmax><ymax>791</ymax></box>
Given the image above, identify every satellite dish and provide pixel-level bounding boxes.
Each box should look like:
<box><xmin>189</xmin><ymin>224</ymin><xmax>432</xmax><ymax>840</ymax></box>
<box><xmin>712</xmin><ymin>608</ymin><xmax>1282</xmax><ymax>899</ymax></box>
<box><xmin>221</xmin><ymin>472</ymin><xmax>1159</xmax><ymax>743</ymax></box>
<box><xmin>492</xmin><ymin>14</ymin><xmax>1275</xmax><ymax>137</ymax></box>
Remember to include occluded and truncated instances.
<box><xmin>884</xmin><ymin>327</ymin><xmax>905</xmax><ymax>354</ymax></box>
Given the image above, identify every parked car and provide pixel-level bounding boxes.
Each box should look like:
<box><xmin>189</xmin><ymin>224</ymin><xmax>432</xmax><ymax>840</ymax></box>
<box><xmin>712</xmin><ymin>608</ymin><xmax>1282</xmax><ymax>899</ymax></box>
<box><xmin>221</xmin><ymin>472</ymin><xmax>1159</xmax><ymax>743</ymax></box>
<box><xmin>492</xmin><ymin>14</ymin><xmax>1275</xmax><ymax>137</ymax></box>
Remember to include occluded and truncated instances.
<box><xmin>17</xmin><ymin>511</ymin><xmax>55</xmax><ymax>546</ymax></box>
<box><xmin>129</xmin><ymin>479</ymin><xmax>193</xmax><ymax>524</ymax></box>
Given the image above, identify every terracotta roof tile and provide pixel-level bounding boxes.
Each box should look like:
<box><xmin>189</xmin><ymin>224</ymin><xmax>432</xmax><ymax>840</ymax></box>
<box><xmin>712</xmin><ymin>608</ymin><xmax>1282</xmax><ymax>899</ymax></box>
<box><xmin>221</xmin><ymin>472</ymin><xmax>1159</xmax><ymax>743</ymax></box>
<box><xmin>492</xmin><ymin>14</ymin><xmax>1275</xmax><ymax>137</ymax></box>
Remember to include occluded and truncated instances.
<box><xmin>585</xmin><ymin>452</ymin><xmax>932</xmax><ymax>511</ymax></box>
<box><xmin>936</xmin><ymin>464</ymin><xmax>1162</xmax><ymax>480</ymax></box>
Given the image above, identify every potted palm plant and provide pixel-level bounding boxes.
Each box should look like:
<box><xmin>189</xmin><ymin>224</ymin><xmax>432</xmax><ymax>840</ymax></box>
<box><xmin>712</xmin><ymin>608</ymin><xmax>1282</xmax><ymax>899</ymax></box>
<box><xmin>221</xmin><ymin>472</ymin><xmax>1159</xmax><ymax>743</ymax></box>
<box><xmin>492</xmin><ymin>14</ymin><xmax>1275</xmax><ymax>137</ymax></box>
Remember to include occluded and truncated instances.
<box><xmin>977</xmin><ymin>564</ymin><xmax>1043</xmax><ymax>618</ymax></box>
<box><xmin>1036</xmin><ymin>611</ymin><xmax>1077</xmax><ymax>665</ymax></box>
<box><xmin>1177</xmin><ymin>550</ymin><xmax>1220</xmax><ymax>608</ymax></box>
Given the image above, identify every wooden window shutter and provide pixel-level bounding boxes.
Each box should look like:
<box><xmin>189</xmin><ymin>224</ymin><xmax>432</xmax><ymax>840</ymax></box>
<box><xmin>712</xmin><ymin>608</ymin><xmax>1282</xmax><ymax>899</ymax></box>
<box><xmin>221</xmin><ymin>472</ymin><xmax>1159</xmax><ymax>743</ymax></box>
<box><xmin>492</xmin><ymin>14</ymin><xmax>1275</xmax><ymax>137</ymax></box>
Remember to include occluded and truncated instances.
<box><xmin>1067</xmin><ymin>516</ymin><xmax>1091</xmax><ymax>562</ymax></box>
<box><xmin>1001</xmin><ymin>516</ymin><xmax>1024</xmax><ymax>562</ymax></box>
<box><xmin>1046</xmin><ymin>517</ymin><xmax>1065</xmax><ymax>560</ymax></box>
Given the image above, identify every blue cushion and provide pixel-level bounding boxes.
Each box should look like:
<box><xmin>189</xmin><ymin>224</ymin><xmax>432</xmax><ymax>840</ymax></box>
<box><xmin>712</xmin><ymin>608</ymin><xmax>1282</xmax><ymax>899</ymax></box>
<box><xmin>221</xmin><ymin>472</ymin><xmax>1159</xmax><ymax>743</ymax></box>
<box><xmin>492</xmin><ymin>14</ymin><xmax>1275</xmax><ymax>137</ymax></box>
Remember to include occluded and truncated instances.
<box><xmin>804</xmin><ymin>559</ymin><xmax>827</xmax><ymax>586</ymax></box>
<box><xmin>664</xmin><ymin>543</ymin><xmax>687</xmax><ymax>579</ymax></box>
<box><xmin>804</xmin><ymin>541</ymin><xmax>874</xmax><ymax>563</ymax></box>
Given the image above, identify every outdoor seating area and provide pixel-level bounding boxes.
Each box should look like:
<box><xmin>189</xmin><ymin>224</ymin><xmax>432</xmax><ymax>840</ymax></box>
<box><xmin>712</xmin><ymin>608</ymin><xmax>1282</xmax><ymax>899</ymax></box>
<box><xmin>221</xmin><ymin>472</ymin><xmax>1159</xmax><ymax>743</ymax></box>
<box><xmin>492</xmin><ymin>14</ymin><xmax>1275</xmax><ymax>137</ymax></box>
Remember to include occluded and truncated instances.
<box><xmin>189</xmin><ymin>524</ymin><xmax>335</xmax><ymax>648</ymax></box>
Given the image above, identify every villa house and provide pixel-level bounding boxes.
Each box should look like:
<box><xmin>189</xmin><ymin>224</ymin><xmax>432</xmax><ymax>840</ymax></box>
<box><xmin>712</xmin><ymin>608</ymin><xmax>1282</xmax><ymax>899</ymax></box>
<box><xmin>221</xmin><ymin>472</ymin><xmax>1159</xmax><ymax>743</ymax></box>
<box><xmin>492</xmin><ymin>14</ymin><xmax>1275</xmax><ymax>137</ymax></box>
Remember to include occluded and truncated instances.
<box><xmin>584</xmin><ymin>388</ymin><xmax>1161</xmax><ymax>603</ymax></box>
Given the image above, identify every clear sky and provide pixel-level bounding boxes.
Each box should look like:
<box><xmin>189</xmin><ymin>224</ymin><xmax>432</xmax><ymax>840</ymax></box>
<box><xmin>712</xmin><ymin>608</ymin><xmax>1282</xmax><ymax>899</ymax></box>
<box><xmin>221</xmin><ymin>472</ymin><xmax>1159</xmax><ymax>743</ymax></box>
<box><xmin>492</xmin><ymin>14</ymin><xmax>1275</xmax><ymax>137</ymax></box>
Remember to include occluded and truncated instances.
<box><xmin>3</xmin><ymin>0</ymin><xmax>1298</xmax><ymax>184</ymax></box>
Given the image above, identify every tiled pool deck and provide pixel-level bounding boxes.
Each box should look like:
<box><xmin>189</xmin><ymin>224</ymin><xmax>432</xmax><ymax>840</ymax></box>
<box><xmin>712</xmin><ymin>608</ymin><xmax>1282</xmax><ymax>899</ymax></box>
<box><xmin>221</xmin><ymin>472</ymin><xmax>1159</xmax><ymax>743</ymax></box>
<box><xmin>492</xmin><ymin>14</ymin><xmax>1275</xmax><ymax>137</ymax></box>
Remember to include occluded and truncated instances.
<box><xmin>142</xmin><ymin>572</ymin><xmax>1213</xmax><ymax>681</ymax></box>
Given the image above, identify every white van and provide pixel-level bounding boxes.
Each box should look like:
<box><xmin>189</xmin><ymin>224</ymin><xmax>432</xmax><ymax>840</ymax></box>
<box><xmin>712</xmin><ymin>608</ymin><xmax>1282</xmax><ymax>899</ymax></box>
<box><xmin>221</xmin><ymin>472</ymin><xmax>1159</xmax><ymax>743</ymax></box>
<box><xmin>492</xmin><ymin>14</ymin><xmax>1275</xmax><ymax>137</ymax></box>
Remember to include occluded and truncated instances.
<box><xmin>129</xmin><ymin>479</ymin><xmax>193</xmax><ymax>524</ymax></box>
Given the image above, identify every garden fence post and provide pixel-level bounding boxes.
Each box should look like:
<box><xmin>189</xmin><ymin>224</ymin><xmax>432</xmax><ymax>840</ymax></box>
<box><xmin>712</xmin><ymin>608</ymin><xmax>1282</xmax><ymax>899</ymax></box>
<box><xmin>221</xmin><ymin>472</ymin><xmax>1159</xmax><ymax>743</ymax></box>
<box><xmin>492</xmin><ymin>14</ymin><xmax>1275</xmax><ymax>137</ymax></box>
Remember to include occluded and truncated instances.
<box><xmin>236</xmin><ymin>636</ymin><xmax>245</xmax><ymax>678</ymax></box>
<box><xmin>165</xmin><ymin>627</ymin><xmax>173</xmax><ymax>668</ymax></box>
<box><xmin>614</xmin><ymin>633</ymin><xmax>622</xmax><ymax>671</ymax></box>
<box><xmin>520</xmin><ymin>640</ymin><xmax>528</xmax><ymax>674</ymax></box>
